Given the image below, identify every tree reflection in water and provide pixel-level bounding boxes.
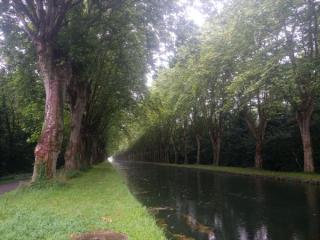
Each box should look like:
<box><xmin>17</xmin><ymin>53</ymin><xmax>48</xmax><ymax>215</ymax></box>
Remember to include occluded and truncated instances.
<box><xmin>115</xmin><ymin>162</ymin><xmax>320</xmax><ymax>240</ymax></box>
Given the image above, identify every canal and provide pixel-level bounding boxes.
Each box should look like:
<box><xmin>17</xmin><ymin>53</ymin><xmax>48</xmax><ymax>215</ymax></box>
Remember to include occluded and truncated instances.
<box><xmin>114</xmin><ymin>161</ymin><xmax>320</xmax><ymax>240</ymax></box>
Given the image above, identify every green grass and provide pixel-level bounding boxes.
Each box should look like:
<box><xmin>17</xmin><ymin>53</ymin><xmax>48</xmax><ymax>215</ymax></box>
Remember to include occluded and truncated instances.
<box><xmin>0</xmin><ymin>163</ymin><xmax>166</xmax><ymax>240</ymax></box>
<box><xmin>157</xmin><ymin>163</ymin><xmax>320</xmax><ymax>184</ymax></box>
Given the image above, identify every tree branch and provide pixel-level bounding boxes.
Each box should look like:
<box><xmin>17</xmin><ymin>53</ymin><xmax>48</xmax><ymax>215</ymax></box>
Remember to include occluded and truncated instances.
<box><xmin>12</xmin><ymin>0</ymin><xmax>38</xmax><ymax>27</ymax></box>
<box><xmin>35</xmin><ymin>0</ymin><xmax>46</xmax><ymax>38</ymax></box>
<box><xmin>15</xmin><ymin>13</ymin><xmax>36</xmax><ymax>41</ymax></box>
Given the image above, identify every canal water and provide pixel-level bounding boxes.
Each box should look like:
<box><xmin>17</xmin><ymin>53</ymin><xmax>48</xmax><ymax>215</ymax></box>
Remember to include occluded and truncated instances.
<box><xmin>114</xmin><ymin>161</ymin><xmax>320</xmax><ymax>240</ymax></box>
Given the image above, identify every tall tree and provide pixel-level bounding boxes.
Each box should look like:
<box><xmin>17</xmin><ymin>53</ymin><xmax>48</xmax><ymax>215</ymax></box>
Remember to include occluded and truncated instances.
<box><xmin>283</xmin><ymin>0</ymin><xmax>320</xmax><ymax>172</ymax></box>
<box><xmin>196</xmin><ymin>20</ymin><xmax>235</xmax><ymax>165</ymax></box>
<box><xmin>63</xmin><ymin>1</ymin><xmax>126</xmax><ymax>170</ymax></box>
<box><xmin>1</xmin><ymin>0</ymin><xmax>82</xmax><ymax>180</ymax></box>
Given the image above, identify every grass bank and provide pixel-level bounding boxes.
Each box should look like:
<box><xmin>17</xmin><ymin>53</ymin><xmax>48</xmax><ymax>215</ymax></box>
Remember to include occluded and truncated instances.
<box><xmin>157</xmin><ymin>163</ymin><xmax>320</xmax><ymax>185</ymax></box>
<box><xmin>0</xmin><ymin>163</ymin><xmax>166</xmax><ymax>240</ymax></box>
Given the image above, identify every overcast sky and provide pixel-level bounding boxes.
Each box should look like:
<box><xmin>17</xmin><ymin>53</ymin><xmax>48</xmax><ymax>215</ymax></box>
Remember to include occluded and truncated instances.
<box><xmin>185</xmin><ymin>0</ymin><xmax>207</xmax><ymax>27</ymax></box>
<box><xmin>146</xmin><ymin>0</ymin><xmax>207</xmax><ymax>87</ymax></box>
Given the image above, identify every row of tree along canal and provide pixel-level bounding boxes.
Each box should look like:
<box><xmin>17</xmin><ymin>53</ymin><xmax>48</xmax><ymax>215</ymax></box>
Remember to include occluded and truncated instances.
<box><xmin>118</xmin><ymin>0</ymin><xmax>320</xmax><ymax>173</ymax></box>
<box><xmin>0</xmin><ymin>0</ymin><xmax>186</xmax><ymax>179</ymax></box>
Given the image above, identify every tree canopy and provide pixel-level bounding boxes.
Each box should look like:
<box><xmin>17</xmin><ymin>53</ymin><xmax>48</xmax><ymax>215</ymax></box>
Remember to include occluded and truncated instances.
<box><xmin>0</xmin><ymin>0</ymin><xmax>319</xmax><ymax>177</ymax></box>
<box><xmin>118</xmin><ymin>0</ymin><xmax>320</xmax><ymax>173</ymax></box>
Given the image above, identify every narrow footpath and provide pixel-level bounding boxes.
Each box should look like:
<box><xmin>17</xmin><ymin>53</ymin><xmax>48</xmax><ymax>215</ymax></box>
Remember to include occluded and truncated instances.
<box><xmin>0</xmin><ymin>181</ymin><xmax>20</xmax><ymax>195</ymax></box>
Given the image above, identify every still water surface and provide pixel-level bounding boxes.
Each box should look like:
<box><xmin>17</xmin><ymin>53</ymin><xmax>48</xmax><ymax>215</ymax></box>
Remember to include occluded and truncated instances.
<box><xmin>114</xmin><ymin>161</ymin><xmax>320</xmax><ymax>240</ymax></box>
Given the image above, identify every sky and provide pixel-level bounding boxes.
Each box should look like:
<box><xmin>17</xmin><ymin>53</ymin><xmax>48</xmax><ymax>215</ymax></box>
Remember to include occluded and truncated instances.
<box><xmin>184</xmin><ymin>0</ymin><xmax>207</xmax><ymax>27</ymax></box>
<box><xmin>146</xmin><ymin>0</ymin><xmax>207</xmax><ymax>87</ymax></box>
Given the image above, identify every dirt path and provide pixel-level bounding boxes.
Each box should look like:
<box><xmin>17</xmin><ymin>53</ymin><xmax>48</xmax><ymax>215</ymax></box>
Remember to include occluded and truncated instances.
<box><xmin>0</xmin><ymin>181</ymin><xmax>21</xmax><ymax>195</ymax></box>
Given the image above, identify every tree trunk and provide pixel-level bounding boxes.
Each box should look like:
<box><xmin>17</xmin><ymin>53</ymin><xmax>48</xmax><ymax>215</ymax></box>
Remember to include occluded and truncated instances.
<box><xmin>32</xmin><ymin>44</ymin><xmax>71</xmax><ymax>181</ymax></box>
<box><xmin>64</xmin><ymin>79</ymin><xmax>88</xmax><ymax>171</ymax></box>
<box><xmin>170</xmin><ymin>136</ymin><xmax>178</xmax><ymax>164</ymax></box>
<box><xmin>165</xmin><ymin>147</ymin><xmax>169</xmax><ymax>163</ymax></box>
<box><xmin>209</xmin><ymin>130</ymin><xmax>221</xmax><ymax>166</ymax></box>
<box><xmin>183</xmin><ymin>119</ymin><xmax>188</xmax><ymax>164</ymax></box>
<box><xmin>159</xmin><ymin>145</ymin><xmax>163</xmax><ymax>162</ymax></box>
<box><xmin>90</xmin><ymin>138</ymin><xmax>105</xmax><ymax>165</ymax></box>
<box><xmin>183</xmin><ymin>141</ymin><xmax>188</xmax><ymax>164</ymax></box>
<box><xmin>175</xmin><ymin>151</ymin><xmax>179</xmax><ymax>164</ymax></box>
<box><xmin>244</xmin><ymin>111</ymin><xmax>267</xmax><ymax>170</ymax></box>
<box><xmin>213</xmin><ymin>136</ymin><xmax>221</xmax><ymax>166</ymax></box>
<box><xmin>90</xmin><ymin>139</ymin><xmax>98</xmax><ymax>165</ymax></box>
<box><xmin>79</xmin><ymin>130</ymin><xmax>91</xmax><ymax>169</ymax></box>
<box><xmin>297</xmin><ymin>98</ymin><xmax>315</xmax><ymax>172</ymax></box>
<box><xmin>196</xmin><ymin>134</ymin><xmax>201</xmax><ymax>165</ymax></box>
<box><xmin>255</xmin><ymin>139</ymin><xmax>263</xmax><ymax>169</ymax></box>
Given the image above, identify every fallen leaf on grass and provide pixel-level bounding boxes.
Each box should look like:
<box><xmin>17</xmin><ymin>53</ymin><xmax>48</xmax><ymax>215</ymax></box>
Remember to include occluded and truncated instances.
<box><xmin>101</xmin><ymin>216</ymin><xmax>113</xmax><ymax>223</ymax></box>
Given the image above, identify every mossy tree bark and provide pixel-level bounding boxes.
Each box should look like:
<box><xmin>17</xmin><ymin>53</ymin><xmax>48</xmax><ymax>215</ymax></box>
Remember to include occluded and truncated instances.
<box><xmin>11</xmin><ymin>1</ymin><xmax>81</xmax><ymax>181</ymax></box>
<box><xmin>296</xmin><ymin>97</ymin><xmax>314</xmax><ymax>173</ymax></box>
<box><xmin>209</xmin><ymin>127</ymin><xmax>222</xmax><ymax>166</ymax></box>
<box><xmin>64</xmin><ymin>78</ymin><xmax>89</xmax><ymax>171</ymax></box>
<box><xmin>33</xmin><ymin>43</ymin><xmax>71</xmax><ymax>181</ymax></box>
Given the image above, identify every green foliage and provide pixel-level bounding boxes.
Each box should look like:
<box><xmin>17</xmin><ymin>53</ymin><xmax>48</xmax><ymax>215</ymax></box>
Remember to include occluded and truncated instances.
<box><xmin>120</xmin><ymin>0</ymin><xmax>320</xmax><ymax>171</ymax></box>
<box><xmin>0</xmin><ymin>0</ymin><xmax>188</xmax><ymax>172</ymax></box>
<box><xmin>0</xmin><ymin>70</ymin><xmax>36</xmax><ymax>175</ymax></box>
<box><xmin>0</xmin><ymin>0</ymin><xmax>319</xmax><ymax>173</ymax></box>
